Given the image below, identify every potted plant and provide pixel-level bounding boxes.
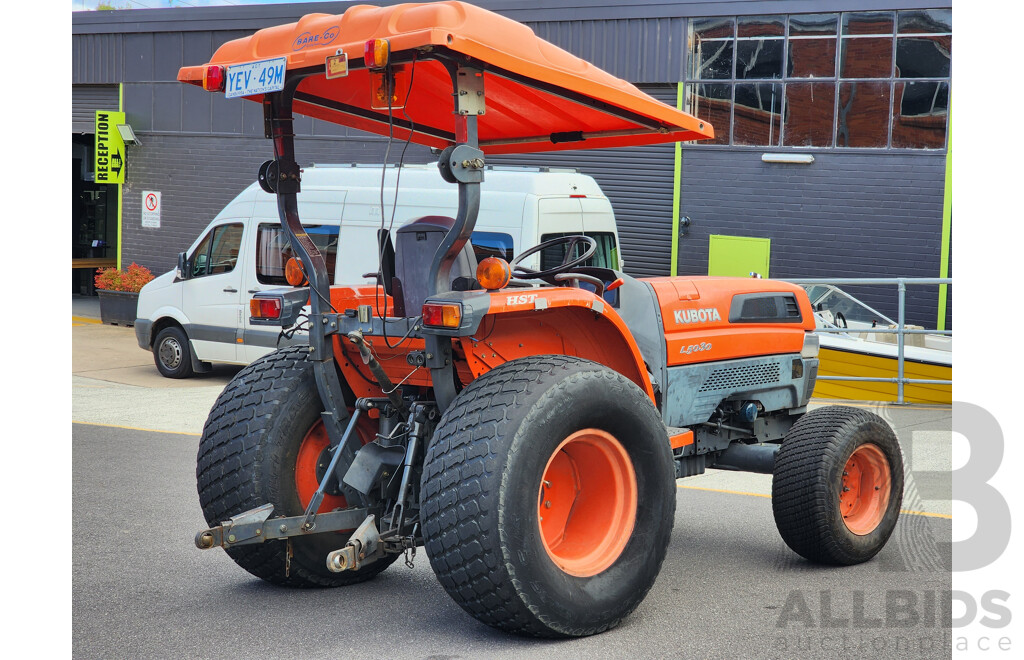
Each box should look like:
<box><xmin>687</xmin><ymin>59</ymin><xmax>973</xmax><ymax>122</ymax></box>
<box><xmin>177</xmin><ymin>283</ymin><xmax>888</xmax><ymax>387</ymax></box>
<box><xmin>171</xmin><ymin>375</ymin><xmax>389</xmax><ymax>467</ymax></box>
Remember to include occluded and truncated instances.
<box><xmin>94</xmin><ymin>262</ymin><xmax>155</xmax><ymax>326</ymax></box>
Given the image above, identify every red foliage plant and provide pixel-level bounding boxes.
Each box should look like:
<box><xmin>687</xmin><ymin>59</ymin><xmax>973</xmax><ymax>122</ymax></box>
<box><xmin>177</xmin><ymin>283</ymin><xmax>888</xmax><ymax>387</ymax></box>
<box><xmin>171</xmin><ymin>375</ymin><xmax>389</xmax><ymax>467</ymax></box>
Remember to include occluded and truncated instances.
<box><xmin>94</xmin><ymin>262</ymin><xmax>155</xmax><ymax>293</ymax></box>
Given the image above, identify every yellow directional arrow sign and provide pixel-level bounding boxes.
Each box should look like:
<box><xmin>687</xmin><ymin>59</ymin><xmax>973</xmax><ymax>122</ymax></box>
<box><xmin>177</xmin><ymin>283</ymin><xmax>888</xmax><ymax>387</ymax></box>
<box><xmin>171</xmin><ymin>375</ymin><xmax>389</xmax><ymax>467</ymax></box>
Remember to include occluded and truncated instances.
<box><xmin>95</xmin><ymin>110</ymin><xmax>126</xmax><ymax>185</ymax></box>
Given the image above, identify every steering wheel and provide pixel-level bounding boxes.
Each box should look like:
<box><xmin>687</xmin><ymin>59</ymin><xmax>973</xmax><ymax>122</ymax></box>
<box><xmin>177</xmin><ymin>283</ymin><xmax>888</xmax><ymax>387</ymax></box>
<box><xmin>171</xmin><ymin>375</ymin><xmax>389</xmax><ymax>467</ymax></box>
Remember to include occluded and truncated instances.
<box><xmin>509</xmin><ymin>235</ymin><xmax>597</xmax><ymax>280</ymax></box>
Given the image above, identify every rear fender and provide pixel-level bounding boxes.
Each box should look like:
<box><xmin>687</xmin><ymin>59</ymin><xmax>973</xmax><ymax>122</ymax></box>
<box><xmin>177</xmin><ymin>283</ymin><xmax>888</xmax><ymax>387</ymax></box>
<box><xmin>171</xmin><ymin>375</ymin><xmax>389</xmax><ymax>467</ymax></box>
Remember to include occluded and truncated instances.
<box><xmin>457</xmin><ymin>289</ymin><xmax>655</xmax><ymax>401</ymax></box>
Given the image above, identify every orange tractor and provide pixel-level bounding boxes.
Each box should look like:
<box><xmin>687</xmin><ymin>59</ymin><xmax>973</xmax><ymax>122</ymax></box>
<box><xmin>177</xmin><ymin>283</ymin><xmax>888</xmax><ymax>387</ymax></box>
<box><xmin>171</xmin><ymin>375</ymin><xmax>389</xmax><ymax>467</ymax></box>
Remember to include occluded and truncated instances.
<box><xmin>184</xmin><ymin>2</ymin><xmax>903</xmax><ymax>638</ymax></box>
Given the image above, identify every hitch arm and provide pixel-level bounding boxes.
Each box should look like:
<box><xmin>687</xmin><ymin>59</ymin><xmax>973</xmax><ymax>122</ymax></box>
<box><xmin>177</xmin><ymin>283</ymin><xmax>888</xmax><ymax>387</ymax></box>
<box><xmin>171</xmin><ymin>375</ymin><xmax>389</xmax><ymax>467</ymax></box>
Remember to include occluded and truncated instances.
<box><xmin>195</xmin><ymin>504</ymin><xmax>377</xmax><ymax>550</ymax></box>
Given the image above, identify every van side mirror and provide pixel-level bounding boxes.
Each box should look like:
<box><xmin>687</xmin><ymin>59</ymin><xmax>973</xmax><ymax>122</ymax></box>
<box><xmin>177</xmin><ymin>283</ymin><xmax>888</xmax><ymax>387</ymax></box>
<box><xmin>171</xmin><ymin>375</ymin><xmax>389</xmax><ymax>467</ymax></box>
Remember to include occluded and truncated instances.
<box><xmin>176</xmin><ymin>251</ymin><xmax>188</xmax><ymax>280</ymax></box>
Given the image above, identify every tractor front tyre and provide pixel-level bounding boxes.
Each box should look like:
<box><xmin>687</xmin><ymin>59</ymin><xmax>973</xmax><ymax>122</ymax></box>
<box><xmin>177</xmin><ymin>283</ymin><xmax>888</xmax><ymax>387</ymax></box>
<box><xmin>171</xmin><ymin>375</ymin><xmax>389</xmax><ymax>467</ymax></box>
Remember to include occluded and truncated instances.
<box><xmin>196</xmin><ymin>346</ymin><xmax>397</xmax><ymax>587</ymax></box>
<box><xmin>420</xmin><ymin>355</ymin><xmax>676</xmax><ymax>638</ymax></box>
<box><xmin>772</xmin><ymin>405</ymin><xmax>904</xmax><ymax>565</ymax></box>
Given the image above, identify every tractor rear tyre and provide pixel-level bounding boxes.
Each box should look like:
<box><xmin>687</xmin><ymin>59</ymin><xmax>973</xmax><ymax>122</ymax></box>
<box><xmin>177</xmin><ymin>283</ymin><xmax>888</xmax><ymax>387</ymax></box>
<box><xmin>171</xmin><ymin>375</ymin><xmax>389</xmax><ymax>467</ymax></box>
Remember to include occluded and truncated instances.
<box><xmin>196</xmin><ymin>346</ymin><xmax>397</xmax><ymax>587</ymax></box>
<box><xmin>772</xmin><ymin>405</ymin><xmax>904</xmax><ymax>565</ymax></box>
<box><xmin>420</xmin><ymin>355</ymin><xmax>676</xmax><ymax>638</ymax></box>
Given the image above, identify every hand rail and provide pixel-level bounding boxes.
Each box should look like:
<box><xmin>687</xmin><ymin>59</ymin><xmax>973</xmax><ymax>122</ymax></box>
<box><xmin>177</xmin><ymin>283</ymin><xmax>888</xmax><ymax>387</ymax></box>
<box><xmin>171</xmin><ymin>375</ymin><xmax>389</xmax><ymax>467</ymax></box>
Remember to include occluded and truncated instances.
<box><xmin>783</xmin><ymin>277</ymin><xmax>952</xmax><ymax>404</ymax></box>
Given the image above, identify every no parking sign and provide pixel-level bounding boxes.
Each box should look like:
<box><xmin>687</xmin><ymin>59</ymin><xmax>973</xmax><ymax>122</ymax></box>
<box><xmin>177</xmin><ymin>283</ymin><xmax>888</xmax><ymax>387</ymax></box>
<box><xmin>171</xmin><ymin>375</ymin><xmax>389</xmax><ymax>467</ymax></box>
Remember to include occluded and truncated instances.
<box><xmin>142</xmin><ymin>191</ymin><xmax>161</xmax><ymax>228</ymax></box>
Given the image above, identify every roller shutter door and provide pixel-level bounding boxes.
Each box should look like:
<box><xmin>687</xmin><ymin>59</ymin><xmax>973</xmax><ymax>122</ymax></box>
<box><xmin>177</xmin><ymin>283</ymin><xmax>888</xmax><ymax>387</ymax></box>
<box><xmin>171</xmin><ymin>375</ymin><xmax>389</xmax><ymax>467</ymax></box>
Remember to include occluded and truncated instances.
<box><xmin>72</xmin><ymin>85</ymin><xmax>119</xmax><ymax>134</ymax></box>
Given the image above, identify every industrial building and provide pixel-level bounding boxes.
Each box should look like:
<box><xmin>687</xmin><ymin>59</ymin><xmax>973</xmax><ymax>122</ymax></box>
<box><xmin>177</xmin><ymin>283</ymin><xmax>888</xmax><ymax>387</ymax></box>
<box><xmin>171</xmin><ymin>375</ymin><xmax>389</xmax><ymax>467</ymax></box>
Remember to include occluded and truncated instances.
<box><xmin>72</xmin><ymin>0</ymin><xmax>951</xmax><ymax>326</ymax></box>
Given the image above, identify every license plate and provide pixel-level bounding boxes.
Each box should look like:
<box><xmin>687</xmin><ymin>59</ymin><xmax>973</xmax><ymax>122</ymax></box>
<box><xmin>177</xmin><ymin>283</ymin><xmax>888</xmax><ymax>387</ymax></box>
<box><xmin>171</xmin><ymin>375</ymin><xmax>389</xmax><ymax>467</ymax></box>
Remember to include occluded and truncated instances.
<box><xmin>225</xmin><ymin>57</ymin><xmax>287</xmax><ymax>99</ymax></box>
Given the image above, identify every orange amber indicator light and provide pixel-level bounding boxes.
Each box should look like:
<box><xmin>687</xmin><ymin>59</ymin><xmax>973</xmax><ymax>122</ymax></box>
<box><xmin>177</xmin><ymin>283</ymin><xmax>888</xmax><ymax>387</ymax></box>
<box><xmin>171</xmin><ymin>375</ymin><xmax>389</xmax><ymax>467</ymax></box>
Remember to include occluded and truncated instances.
<box><xmin>476</xmin><ymin>257</ymin><xmax>511</xmax><ymax>290</ymax></box>
<box><xmin>284</xmin><ymin>257</ymin><xmax>306</xmax><ymax>286</ymax></box>
<box><xmin>250</xmin><ymin>298</ymin><xmax>282</xmax><ymax>319</ymax></box>
<box><xmin>422</xmin><ymin>303</ymin><xmax>462</xmax><ymax>328</ymax></box>
<box><xmin>364</xmin><ymin>39</ymin><xmax>390</xmax><ymax>69</ymax></box>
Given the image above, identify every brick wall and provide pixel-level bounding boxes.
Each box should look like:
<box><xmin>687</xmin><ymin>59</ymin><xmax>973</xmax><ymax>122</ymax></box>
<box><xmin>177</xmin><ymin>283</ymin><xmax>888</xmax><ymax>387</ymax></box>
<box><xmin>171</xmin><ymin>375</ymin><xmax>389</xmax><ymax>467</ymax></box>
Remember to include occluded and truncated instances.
<box><xmin>678</xmin><ymin>148</ymin><xmax>947</xmax><ymax>327</ymax></box>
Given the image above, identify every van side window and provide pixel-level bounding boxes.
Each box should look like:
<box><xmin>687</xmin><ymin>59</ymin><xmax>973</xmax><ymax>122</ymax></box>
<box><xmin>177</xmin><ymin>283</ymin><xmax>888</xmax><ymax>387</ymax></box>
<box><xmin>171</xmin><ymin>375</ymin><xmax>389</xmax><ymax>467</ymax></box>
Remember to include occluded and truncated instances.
<box><xmin>470</xmin><ymin>231</ymin><xmax>514</xmax><ymax>261</ymax></box>
<box><xmin>256</xmin><ymin>223</ymin><xmax>340</xmax><ymax>285</ymax></box>
<box><xmin>539</xmin><ymin>232</ymin><xmax>619</xmax><ymax>270</ymax></box>
<box><xmin>190</xmin><ymin>223</ymin><xmax>244</xmax><ymax>278</ymax></box>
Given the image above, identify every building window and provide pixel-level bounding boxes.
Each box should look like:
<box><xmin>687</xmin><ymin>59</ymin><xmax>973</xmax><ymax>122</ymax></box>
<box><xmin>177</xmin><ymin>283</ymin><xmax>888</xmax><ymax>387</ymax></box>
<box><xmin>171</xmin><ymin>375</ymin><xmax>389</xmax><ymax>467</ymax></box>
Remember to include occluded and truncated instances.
<box><xmin>684</xmin><ymin>9</ymin><xmax>951</xmax><ymax>149</ymax></box>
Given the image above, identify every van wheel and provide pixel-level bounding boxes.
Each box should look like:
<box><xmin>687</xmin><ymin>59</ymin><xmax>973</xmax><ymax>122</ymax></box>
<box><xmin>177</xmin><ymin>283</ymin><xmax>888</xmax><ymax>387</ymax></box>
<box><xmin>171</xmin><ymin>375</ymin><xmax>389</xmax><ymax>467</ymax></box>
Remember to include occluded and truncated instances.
<box><xmin>153</xmin><ymin>326</ymin><xmax>194</xmax><ymax>378</ymax></box>
<box><xmin>420</xmin><ymin>355</ymin><xmax>676</xmax><ymax>637</ymax></box>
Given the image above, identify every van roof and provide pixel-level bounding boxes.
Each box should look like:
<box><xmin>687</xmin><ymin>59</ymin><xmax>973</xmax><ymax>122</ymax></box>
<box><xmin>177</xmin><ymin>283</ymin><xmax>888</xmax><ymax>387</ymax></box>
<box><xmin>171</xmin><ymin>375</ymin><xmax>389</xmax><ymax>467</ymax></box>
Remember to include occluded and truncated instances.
<box><xmin>285</xmin><ymin>163</ymin><xmax>608</xmax><ymax>198</ymax></box>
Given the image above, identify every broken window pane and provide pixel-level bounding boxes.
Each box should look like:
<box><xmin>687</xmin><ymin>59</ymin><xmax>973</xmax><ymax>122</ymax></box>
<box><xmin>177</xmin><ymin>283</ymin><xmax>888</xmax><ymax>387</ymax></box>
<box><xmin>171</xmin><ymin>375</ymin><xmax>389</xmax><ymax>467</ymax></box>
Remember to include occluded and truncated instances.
<box><xmin>685</xmin><ymin>83</ymin><xmax>732</xmax><ymax>144</ymax></box>
<box><xmin>690</xmin><ymin>38</ymin><xmax>734</xmax><ymax>79</ymax></box>
<box><xmin>787</xmin><ymin>38</ymin><xmax>837</xmax><ymax>78</ymax></box>
<box><xmin>840</xmin><ymin>37</ymin><xmax>894</xmax><ymax>78</ymax></box>
<box><xmin>737</xmin><ymin>38</ymin><xmax>785</xmax><ymax>79</ymax></box>
<box><xmin>896</xmin><ymin>36</ymin><xmax>951</xmax><ymax>78</ymax></box>
<box><xmin>734</xmin><ymin>82</ymin><xmax>783</xmax><ymax>146</ymax></box>
<box><xmin>891</xmin><ymin>81</ymin><xmax>948</xmax><ymax>149</ymax></box>
<box><xmin>784</xmin><ymin>82</ymin><xmax>836</xmax><ymax>147</ymax></box>
<box><xmin>837</xmin><ymin>81</ymin><xmax>891</xmax><ymax>147</ymax></box>
<box><xmin>897</xmin><ymin>9</ymin><xmax>952</xmax><ymax>34</ymax></box>
<box><xmin>738</xmin><ymin>15</ymin><xmax>785</xmax><ymax>38</ymax></box>
<box><xmin>790</xmin><ymin>13</ymin><xmax>838</xmax><ymax>36</ymax></box>
<box><xmin>842</xmin><ymin>11</ymin><xmax>894</xmax><ymax>36</ymax></box>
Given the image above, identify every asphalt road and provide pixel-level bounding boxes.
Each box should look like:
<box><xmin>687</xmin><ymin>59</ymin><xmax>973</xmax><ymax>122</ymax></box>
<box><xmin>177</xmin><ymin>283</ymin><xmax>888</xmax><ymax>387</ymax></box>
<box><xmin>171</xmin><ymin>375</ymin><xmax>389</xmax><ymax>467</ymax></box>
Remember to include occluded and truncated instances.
<box><xmin>73</xmin><ymin>422</ymin><xmax>951</xmax><ymax>660</ymax></box>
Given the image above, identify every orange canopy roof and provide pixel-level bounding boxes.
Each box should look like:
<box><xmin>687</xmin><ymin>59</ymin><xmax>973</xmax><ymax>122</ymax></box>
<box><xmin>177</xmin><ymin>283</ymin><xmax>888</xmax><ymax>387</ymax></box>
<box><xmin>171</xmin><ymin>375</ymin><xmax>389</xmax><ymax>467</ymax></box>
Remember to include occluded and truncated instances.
<box><xmin>178</xmin><ymin>1</ymin><xmax>713</xmax><ymax>154</ymax></box>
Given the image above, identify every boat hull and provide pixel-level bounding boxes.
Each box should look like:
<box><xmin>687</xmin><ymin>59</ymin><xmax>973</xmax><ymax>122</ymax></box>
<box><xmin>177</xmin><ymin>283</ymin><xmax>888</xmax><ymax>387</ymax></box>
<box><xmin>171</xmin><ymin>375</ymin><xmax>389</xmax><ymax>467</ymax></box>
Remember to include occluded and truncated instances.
<box><xmin>814</xmin><ymin>345</ymin><xmax>951</xmax><ymax>404</ymax></box>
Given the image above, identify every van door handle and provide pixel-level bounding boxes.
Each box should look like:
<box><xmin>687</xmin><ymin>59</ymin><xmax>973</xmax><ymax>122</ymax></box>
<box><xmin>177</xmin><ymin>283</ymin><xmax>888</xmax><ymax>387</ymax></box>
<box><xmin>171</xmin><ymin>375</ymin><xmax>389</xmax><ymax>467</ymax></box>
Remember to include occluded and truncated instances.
<box><xmin>247</xmin><ymin>289</ymin><xmax>260</xmax><ymax>294</ymax></box>
<box><xmin>223</xmin><ymin>287</ymin><xmax>238</xmax><ymax>293</ymax></box>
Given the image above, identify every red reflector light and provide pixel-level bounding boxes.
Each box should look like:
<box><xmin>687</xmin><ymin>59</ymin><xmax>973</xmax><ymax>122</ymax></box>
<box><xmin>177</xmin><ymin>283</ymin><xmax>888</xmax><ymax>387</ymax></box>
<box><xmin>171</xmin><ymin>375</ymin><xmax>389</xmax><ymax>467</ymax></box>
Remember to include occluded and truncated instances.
<box><xmin>422</xmin><ymin>303</ymin><xmax>462</xmax><ymax>328</ymax></box>
<box><xmin>250</xmin><ymin>298</ymin><xmax>282</xmax><ymax>319</ymax></box>
<box><xmin>364</xmin><ymin>39</ymin><xmax>390</xmax><ymax>69</ymax></box>
<box><xmin>203</xmin><ymin>65</ymin><xmax>225</xmax><ymax>92</ymax></box>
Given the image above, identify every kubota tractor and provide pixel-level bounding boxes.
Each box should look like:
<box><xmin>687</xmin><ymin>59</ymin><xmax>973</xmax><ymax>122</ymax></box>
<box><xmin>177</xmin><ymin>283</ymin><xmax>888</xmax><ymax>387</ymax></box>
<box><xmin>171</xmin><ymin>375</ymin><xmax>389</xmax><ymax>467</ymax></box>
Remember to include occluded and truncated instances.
<box><xmin>183</xmin><ymin>2</ymin><xmax>904</xmax><ymax>638</ymax></box>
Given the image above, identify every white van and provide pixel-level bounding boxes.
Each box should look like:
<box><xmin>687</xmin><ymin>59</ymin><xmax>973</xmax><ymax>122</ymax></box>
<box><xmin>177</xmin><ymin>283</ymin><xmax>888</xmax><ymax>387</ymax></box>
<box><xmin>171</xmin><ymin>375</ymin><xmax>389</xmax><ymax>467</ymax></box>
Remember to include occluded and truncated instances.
<box><xmin>135</xmin><ymin>163</ymin><xmax>622</xmax><ymax>377</ymax></box>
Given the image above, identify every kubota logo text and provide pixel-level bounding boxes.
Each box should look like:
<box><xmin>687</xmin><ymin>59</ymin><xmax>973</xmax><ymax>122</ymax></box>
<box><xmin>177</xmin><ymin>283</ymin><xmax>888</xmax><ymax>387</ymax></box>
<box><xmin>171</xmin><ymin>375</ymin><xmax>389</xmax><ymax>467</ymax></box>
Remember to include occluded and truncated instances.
<box><xmin>674</xmin><ymin>308</ymin><xmax>722</xmax><ymax>324</ymax></box>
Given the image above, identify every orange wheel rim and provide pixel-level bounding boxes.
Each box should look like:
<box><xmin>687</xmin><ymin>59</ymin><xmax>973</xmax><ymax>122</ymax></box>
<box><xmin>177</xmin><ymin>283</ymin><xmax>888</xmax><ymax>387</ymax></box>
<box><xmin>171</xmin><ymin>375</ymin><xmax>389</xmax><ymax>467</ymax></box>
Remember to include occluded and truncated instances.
<box><xmin>294</xmin><ymin>415</ymin><xmax>375</xmax><ymax>514</ymax></box>
<box><xmin>839</xmin><ymin>443</ymin><xmax>892</xmax><ymax>535</ymax></box>
<box><xmin>538</xmin><ymin>429</ymin><xmax>637</xmax><ymax>577</ymax></box>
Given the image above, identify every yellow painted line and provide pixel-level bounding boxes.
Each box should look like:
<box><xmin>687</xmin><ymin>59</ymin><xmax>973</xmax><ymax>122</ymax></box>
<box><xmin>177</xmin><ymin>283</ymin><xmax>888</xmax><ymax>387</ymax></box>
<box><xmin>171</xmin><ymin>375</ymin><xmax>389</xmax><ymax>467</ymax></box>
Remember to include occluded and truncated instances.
<box><xmin>72</xmin><ymin>420</ymin><xmax>201</xmax><ymax>437</ymax></box>
<box><xmin>73</xmin><ymin>316</ymin><xmax>102</xmax><ymax>325</ymax></box>
<box><xmin>677</xmin><ymin>484</ymin><xmax>952</xmax><ymax>519</ymax></box>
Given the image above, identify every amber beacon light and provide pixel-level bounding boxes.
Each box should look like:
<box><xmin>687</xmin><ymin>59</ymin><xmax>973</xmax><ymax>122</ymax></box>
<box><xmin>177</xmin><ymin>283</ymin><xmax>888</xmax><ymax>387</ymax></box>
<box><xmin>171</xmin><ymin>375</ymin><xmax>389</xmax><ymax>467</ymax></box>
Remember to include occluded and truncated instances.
<box><xmin>476</xmin><ymin>257</ymin><xmax>512</xmax><ymax>290</ymax></box>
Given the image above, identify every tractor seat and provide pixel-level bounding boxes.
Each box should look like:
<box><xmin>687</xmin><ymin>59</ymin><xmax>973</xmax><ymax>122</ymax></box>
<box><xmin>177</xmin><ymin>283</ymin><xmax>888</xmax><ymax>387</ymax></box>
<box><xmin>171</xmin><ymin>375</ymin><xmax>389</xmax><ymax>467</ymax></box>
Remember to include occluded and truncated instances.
<box><xmin>392</xmin><ymin>216</ymin><xmax>478</xmax><ymax>316</ymax></box>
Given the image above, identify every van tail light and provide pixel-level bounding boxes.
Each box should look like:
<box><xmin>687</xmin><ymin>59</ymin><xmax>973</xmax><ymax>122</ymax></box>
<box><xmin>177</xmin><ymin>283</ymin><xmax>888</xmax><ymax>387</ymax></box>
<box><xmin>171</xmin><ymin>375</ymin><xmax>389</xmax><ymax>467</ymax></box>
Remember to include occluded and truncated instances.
<box><xmin>422</xmin><ymin>302</ymin><xmax>462</xmax><ymax>328</ymax></box>
<box><xmin>203</xmin><ymin>65</ymin><xmax>225</xmax><ymax>92</ymax></box>
<box><xmin>251</xmin><ymin>297</ymin><xmax>282</xmax><ymax>320</ymax></box>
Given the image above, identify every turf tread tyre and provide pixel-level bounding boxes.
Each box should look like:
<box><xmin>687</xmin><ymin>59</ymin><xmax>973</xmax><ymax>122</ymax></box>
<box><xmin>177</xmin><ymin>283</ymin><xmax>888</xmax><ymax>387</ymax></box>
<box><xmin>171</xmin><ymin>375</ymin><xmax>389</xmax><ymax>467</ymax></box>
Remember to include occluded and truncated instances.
<box><xmin>772</xmin><ymin>405</ymin><xmax>904</xmax><ymax>565</ymax></box>
<box><xmin>196</xmin><ymin>346</ymin><xmax>396</xmax><ymax>587</ymax></box>
<box><xmin>420</xmin><ymin>355</ymin><xmax>675</xmax><ymax>638</ymax></box>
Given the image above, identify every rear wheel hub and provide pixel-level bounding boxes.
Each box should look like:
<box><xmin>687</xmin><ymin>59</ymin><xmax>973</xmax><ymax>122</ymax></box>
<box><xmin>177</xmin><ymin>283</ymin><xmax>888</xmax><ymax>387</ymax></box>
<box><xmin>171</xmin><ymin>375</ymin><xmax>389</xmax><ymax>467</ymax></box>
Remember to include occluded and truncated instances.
<box><xmin>839</xmin><ymin>443</ymin><xmax>892</xmax><ymax>535</ymax></box>
<box><xmin>538</xmin><ymin>428</ymin><xmax>637</xmax><ymax>577</ymax></box>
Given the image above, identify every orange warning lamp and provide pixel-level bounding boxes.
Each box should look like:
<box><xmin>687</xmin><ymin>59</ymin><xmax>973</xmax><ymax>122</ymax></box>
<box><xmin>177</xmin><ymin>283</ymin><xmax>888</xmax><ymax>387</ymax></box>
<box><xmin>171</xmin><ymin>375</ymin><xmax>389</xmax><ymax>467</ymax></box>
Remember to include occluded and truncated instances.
<box><xmin>476</xmin><ymin>257</ymin><xmax>512</xmax><ymax>290</ymax></box>
<box><xmin>364</xmin><ymin>39</ymin><xmax>390</xmax><ymax>69</ymax></box>
<box><xmin>284</xmin><ymin>257</ymin><xmax>306</xmax><ymax>286</ymax></box>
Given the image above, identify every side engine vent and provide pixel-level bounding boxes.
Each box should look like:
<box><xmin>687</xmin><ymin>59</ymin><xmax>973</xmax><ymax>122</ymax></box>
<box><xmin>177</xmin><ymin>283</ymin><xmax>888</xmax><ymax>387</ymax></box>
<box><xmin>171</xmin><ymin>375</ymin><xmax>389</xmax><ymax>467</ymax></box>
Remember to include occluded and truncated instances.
<box><xmin>729</xmin><ymin>293</ymin><xmax>803</xmax><ymax>324</ymax></box>
<box><xmin>698</xmin><ymin>362</ymin><xmax>781</xmax><ymax>393</ymax></box>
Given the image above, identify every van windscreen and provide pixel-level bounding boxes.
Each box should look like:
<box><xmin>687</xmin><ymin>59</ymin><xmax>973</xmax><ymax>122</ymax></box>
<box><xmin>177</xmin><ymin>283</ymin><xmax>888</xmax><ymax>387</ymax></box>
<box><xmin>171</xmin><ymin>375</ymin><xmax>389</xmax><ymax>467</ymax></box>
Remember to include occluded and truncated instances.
<box><xmin>256</xmin><ymin>224</ymin><xmax>340</xmax><ymax>285</ymax></box>
<box><xmin>539</xmin><ymin>232</ymin><xmax>618</xmax><ymax>270</ymax></box>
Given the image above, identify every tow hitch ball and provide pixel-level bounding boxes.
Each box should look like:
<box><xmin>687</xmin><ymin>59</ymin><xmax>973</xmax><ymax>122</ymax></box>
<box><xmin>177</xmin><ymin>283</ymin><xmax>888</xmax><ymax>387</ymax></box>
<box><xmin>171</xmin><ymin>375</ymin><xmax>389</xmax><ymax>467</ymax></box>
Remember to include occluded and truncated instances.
<box><xmin>327</xmin><ymin>514</ymin><xmax>381</xmax><ymax>572</ymax></box>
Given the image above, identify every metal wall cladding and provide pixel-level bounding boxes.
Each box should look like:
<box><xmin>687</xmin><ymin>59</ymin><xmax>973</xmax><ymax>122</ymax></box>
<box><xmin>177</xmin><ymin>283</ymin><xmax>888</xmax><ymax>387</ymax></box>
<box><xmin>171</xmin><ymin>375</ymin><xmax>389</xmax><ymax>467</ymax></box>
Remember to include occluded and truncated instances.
<box><xmin>72</xmin><ymin>85</ymin><xmax>120</xmax><ymax>133</ymax></box>
<box><xmin>677</xmin><ymin>148</ymin><xmax>947</xmax><ymax>327</ymax></box>
<box><xmin>489</xmin><ymin>84</ymin><xmax>680</xmax><ymax>279</ymax></box>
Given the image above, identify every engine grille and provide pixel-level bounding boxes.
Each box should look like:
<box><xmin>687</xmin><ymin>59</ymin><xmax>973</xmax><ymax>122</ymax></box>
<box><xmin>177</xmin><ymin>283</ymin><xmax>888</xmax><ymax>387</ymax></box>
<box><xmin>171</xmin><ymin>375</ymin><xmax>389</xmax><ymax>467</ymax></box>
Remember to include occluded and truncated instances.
<box><xmin>698</xmin><ymin>362</ymin><xmax>782</xmax><ymax>393</ymax></box>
